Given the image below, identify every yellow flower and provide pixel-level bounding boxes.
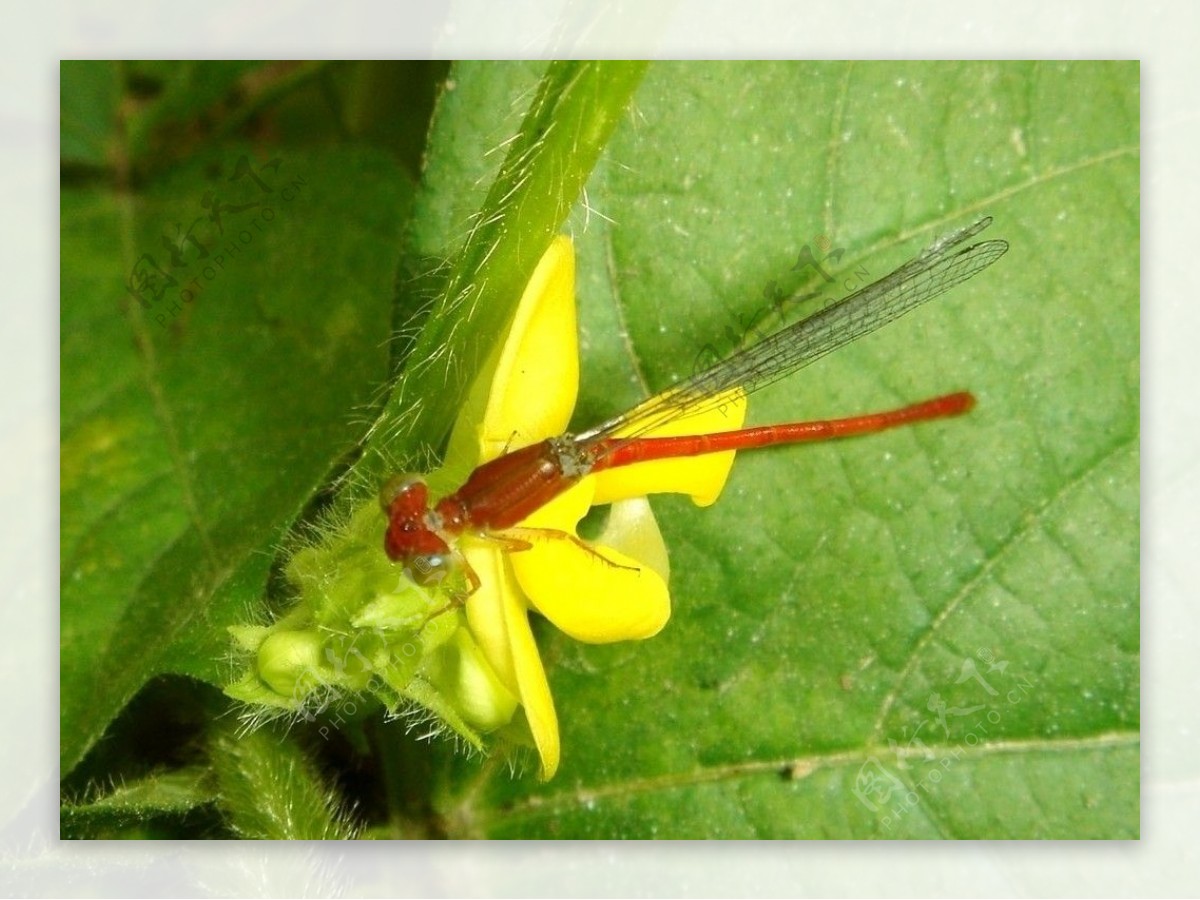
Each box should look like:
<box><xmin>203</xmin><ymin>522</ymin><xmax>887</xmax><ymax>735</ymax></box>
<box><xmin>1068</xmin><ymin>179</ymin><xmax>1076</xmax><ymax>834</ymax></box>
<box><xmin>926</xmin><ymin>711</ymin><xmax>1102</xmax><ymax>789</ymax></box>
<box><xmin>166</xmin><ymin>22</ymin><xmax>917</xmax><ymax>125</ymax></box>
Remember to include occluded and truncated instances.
<box><xmin>428</xmin><ymin>236</ymin><xmax>747</xmax><ymax>779</ymax></box>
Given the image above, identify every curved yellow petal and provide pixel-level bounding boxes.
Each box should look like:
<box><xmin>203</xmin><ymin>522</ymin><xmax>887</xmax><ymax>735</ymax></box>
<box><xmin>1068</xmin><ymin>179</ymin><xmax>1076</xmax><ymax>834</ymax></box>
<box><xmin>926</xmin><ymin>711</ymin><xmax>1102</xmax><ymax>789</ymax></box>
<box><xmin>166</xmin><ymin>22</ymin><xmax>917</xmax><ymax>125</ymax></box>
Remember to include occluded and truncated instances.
<box><xmin>445</xmin><ymin>235</ymin><xmax>579</xmax><ymax>472</ymax></box>
<box><xmin>462</xmin><ymin>540</ymin><xmax>520</xmax><ymax>697</ymax></box>
<box><xmin>497</xmin><ymin>474</ymin><xmax>670</xmax><ymax>644</ymax></box>
<box><xmin>502</xmin><ymin>584</ymin><xmax>560</xmax><ymax>781</ymax></box>
<box><xmin>462</xmin><ymin>538</ymin><xmax>559</xmax><ymax>780</ymax></box>
<box><xmin>510</xmin><ymin>532</ymin><xmax>670</xmax><ymax>644</ymax></box>
<box><xmin>591</xmin><ymin>387</ymin><xmax>749</xmax><ymax>507</ymax></box>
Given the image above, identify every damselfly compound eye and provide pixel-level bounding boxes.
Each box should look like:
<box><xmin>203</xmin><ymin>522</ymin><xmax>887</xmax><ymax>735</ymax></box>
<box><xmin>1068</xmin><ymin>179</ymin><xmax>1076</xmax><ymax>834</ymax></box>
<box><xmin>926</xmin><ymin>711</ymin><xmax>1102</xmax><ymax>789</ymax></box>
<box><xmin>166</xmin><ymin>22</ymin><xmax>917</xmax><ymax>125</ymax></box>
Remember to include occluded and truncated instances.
<box><xmin>407</xmin><ymin>552</ymin><xmax>457</xmax><ymax>586</ymax></box>
<box><xmin>379</xmin><ymin>473</ymin><xmax>425</xmax><ymax>512</ymax></box>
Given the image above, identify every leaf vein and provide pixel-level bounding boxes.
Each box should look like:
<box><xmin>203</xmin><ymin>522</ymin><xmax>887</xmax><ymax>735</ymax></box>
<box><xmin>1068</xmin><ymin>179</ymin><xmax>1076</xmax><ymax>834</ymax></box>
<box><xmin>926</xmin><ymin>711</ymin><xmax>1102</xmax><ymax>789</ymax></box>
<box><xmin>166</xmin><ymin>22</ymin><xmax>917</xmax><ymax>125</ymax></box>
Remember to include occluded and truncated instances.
<box><xmin>868</xmin><ymin>432</ymin><xmax>1138</xmax><ymax>738</ymax></box>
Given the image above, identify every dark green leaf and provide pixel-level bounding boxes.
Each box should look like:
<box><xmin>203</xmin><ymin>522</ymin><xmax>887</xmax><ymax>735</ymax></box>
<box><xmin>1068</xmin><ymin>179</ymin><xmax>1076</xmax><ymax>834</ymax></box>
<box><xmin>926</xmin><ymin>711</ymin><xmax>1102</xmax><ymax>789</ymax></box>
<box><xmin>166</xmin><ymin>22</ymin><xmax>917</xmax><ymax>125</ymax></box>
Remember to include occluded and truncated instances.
<box><xmin>60</xmin><ymin>145</ymin><xmax>413</xmax><ymax>775</ymax></box>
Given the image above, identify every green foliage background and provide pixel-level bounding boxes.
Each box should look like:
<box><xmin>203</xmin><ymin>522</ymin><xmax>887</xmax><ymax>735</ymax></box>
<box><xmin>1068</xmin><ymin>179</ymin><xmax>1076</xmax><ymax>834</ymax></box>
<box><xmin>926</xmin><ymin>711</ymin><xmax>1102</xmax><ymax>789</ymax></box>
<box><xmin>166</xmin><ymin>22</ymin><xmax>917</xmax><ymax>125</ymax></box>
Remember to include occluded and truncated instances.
<box><xmin>60</xmin><ymin>60</ymin><xmax>1138</xmax><ymax>839</ymax></box>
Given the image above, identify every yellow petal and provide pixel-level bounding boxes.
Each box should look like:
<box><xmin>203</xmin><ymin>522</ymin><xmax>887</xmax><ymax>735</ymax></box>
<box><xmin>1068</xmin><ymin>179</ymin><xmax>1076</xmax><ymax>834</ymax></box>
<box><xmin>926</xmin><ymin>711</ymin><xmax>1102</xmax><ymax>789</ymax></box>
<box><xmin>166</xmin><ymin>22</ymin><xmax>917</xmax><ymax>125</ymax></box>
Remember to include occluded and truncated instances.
<box><xmin>445</xmin><ymin>235</ymin><xmax>579</xmax><ymax>471</ymax></box>
<box><xmin>590</xmin><ymin>387</ymin><xmax>749</xmax><ymax>507</ymax></box>
<box><xmin>453</xmin><ymin>426</ymin><xmax>667</xmax><ymax>646</ymax></box>
<box><xmin>506</xmin><ymin>480</ymin><xmax>670</xmax><ymax>643</ymax></box>
<box><xmin>462</xmin><ymin>538</ymin><xmax>560</xmax><ymax>780</ymax></box>
<box><xmin>462</xmin><ymin>540</ymin><xmax>520</xmax><ymax>697</ymax></box>
<box><xmin>511</xmin><ymin>535</ymin><xmax>670</xmax><ymax>644</ymax></box>
<box><xmin>502</xmin><ymin>585</ymin><xmax>560</xmax><ymax>780</ymax></box>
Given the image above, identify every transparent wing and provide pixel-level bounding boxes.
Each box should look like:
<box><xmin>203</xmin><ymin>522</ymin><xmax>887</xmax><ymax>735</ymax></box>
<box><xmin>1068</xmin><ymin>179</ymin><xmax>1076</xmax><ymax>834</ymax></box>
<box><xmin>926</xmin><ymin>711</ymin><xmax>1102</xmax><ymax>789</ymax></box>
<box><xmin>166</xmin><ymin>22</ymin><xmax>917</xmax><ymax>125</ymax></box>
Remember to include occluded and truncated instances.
<box><xmin>575</xmin><ymin>217</ymin><xmax>1009</xmax><ymax>445</ymax></box>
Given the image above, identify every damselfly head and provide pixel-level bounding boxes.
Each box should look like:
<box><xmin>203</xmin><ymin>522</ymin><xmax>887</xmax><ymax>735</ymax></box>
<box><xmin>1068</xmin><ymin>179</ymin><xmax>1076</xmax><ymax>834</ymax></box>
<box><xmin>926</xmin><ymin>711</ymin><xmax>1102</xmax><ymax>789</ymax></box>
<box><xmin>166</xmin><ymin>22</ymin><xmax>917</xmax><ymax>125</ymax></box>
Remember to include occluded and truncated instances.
<box><xmin>380</xmin><ymin>474</ymin><xmax>452</xmax><ymax>570</ymax></box>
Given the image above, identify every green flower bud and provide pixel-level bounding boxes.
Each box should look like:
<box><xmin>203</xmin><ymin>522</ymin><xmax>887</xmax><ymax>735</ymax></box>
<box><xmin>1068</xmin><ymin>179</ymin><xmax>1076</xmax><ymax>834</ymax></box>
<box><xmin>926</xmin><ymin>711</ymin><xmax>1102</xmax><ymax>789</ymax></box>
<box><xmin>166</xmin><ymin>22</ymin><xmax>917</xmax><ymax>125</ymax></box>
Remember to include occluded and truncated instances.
<box><xmin>256</xmin><ymin>629</ymin><xmax>327</xmax><ymax>699</ymax></box>
<box><xmin>425</xmin><ymin>629</ymin><xmax>518</xmax><ymax>732</ymax></box>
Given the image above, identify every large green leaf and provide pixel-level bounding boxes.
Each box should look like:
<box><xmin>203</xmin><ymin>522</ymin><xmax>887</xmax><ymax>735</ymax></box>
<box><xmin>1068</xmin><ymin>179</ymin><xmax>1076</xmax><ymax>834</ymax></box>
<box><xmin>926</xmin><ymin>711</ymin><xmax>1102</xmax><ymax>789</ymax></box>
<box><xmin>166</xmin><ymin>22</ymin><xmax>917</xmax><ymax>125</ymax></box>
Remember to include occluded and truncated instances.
<box><xmin>410</xmin><ymin>61</ymin><xmax>1138</xmax><ymax>838</ymax></box>
<box><xmin>60</xmin><ymin>144</ymin><xmax>413</xmax><ymax>775</ymax></box>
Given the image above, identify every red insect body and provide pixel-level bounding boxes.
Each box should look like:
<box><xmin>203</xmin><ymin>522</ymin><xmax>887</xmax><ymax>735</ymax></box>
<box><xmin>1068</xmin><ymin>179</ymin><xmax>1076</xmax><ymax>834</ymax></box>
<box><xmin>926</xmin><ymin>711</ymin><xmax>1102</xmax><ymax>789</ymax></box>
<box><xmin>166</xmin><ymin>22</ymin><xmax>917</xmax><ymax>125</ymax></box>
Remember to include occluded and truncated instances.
<box><xmin>383</xmin><ymin>218</ymin><xmax>1007</xmax><ymax>591</ymax></box>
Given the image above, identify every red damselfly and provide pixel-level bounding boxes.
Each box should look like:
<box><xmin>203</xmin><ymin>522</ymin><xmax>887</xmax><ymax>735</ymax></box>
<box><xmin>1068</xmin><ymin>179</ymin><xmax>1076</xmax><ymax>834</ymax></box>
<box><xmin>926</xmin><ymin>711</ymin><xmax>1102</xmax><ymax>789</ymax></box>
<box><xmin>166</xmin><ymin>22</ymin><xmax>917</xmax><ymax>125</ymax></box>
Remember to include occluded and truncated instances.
<box><xmin>384</xmin><ymin>217</ymin><xmax>1009</xmax><ymax>593</ymax></box>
